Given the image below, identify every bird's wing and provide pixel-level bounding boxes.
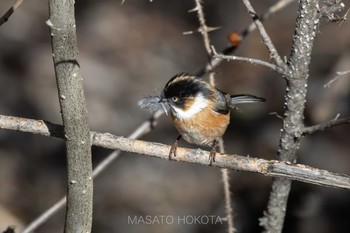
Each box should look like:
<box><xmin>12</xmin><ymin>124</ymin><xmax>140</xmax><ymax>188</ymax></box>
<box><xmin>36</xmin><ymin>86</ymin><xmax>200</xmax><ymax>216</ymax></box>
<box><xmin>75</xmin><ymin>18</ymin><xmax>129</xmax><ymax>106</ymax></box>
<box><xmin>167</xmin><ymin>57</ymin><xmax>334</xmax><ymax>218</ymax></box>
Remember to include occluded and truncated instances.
<box><xmin>213</xmin><ymin>89</ymin><xmax>230</xmax><ymax>114</ymax></box>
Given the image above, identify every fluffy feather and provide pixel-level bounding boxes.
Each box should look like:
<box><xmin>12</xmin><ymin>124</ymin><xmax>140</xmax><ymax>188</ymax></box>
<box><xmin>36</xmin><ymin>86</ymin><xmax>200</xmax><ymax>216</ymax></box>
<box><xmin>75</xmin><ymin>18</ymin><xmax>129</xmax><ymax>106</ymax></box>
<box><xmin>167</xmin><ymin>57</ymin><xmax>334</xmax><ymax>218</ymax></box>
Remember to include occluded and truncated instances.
<box><xmin>138</xmin><ymin>95</ymin><xmax>170</xmax><ymax>114</ymax></box>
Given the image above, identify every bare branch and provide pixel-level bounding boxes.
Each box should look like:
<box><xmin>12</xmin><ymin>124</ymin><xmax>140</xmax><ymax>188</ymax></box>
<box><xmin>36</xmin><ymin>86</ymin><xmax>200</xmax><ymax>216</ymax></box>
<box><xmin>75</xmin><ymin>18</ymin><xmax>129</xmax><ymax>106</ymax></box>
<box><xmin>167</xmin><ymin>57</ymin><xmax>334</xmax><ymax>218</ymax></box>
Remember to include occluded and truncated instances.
<box><xmin>303</xmin><ymin>116</ymin><xmax>350</xmax><ymax>135</ymax></box>
<box><xmin>192</xmin><ymin>0</ymin><xmax>236</xmax><ymax>224</ymax></box>
<box><xmin>192</xmin><ymin>0</ymin><xmax>215</xmax><ymax>56</ymax></box>
<box><xmin>324</xmin><ymin>70</ymin><xmax>350</xmax><ymax>88</ymax></box>
<box><xmin>260</xmin><ymin>0</ymin><xmax>321</xmax><ymax>232</ymax></box>
<box><xmin>47</xmin><ymin>0</ymin><xmax>93</xmax><ymax>232</ymax></box>
<box><xmin>0</xmin><ymin>0</ymin><xmax>25</xmax><ymax>26</ymax></box>
<box><xmin>211</xmin><ymin>46</ymin><xmax>288</xmax><ymax>76</ymax></box>
<box><xmin>1</xmin><ymin>115</ymin><xmax>350</xmax><ymax>189</ymax></box>
<box><xmin>196</xmin><ymin>0</ymin><xmax>295</xmax><ymax>77</ymax></box>
<box><xmin>93</xmin><ymin>134</ymin><xmax>350</xmax><ymax>189</ymax></box>
<box><xmin>241</xmin><ymin>0</ymin><xmax>290</xmax><ymax>74</ymax></box>
<box><xmin>221</xmin><ymin>168</ymin><xmax>236</xmax><ymax>233</ymax></box>
<box><xmin>21</xmin><ymin>197</ymin><xmax>67</xmax><ymax>233</ymax></box>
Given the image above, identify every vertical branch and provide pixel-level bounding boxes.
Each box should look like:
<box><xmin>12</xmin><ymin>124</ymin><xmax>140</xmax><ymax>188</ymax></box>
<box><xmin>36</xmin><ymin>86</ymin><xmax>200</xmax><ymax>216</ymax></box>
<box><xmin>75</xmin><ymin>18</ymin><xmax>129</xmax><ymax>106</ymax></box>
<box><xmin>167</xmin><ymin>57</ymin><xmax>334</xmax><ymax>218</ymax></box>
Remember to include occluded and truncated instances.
<box><xmin>193</xmin><ymin>0</ymin><xmax>213</xmax><ymax>56</ymax></box>
<box><xmin>47</xmin><ymin>1</ymin><xmax>93</xmax><ymax>232</ymax></box>
<box><xmin>241</xmin><ymin>0</ymin><xmax>289</xmax><ymax>71</ymax></box>
<box><xmin>192</xmin><ymin>1</ymin><xmax>235</xmax><ymax>232</ymax></box>
<box><xmin>221</xmin><ymin>168</ymin><xmax>235</xmax><ymax>233</ymax></box>
<box><xmin>259</xmin><ymin>0</ymin><xmax>321</xmax><ymax>232</ymax></box>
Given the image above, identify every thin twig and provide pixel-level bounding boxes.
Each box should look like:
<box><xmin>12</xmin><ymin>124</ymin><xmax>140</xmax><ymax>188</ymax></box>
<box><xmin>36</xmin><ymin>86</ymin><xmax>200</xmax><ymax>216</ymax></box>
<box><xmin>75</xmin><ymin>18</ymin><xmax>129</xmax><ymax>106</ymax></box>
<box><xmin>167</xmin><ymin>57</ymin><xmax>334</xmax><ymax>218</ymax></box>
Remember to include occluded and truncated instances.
<box><xmin>221</xmin><ymin>169</ymin><xmax>235</xmax><ymax>233</ymax></box>
<box><xmin>303</xmin><ymin>116</ymin><xmax>350</xmax><ymax>135</ymax></box>
<box><xmin>324</xmin><ymin>70</ymin><xmax>350</xmax><ymax>88</ymax></box>
<box><xmin>193</xmin><ymin>0</ymin><xmax>213</xmax><ymax>56</ymax></box>
<box><xmin>241</xmin><ymin>0</ymin><xmax>290</xmax><ymax>75</ymax></box>
<box><xmin>196</xmin><ymin>0</ymin><xmax>295</xmax><ymax>77</ymax></box>
<box><xmin>0</xmin><ymin>0</ymin><xmax>25</xmax><ymax>26</ymax></box>
<box><xmin>193</xmin><ymin>1</ymin><xmax>235</xmax><ymax>230</ymax></box>
<box><xmin>242</xmin><ymin>0</ymin><xmax>296</xmax><ymax>38</ymax></box>
<box><xmin>212</xmin><ymin>46</ymin><xmax>288</xmax><ymax>76</ymax></box>
<box><xmin>1</xmin><ymin>115</ymin><xmax>350</xmax><ymax>189</ymax></box>
<box><xmin>21</xmin><ymin>197</ymin><xmax>67</xmax><ymax>233</ymax></box>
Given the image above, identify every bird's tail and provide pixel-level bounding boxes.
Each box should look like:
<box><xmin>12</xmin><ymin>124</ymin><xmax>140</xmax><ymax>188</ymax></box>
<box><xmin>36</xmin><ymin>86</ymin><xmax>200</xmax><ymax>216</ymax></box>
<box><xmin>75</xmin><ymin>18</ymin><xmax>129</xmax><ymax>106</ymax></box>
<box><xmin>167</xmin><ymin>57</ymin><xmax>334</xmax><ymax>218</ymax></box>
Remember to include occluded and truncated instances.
<box><xmin>228</xmin><ymin>94</ymin><xmax>265</xmax><ymax>108</ymax></box>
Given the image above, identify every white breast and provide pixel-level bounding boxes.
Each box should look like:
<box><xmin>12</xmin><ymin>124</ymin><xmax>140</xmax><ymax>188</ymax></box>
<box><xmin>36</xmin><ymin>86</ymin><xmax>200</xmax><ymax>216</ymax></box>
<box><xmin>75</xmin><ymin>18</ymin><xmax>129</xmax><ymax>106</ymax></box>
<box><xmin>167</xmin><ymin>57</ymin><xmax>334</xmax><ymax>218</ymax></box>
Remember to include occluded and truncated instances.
<box><xmin>171</xmin><ymin>93</ymin><xmax>208</xmax><ymax>120</ymax></box>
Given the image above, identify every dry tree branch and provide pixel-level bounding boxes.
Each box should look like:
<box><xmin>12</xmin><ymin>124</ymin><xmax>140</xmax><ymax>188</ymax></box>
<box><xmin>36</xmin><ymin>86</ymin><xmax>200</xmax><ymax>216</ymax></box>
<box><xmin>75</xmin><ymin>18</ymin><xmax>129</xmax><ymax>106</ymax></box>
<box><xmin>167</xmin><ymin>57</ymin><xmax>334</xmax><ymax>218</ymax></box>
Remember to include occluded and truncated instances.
<box><xmin>192</xmin><ymin>0</ymin><xmax>214</xmax><ymax>56</ymax></box>
<box><xmin>303</xmin><ymin>115</ymin><xmax>350</xmax><ymax>135</ymax></box>
<box><xmin>324</xmin><ymin>70</ymin><xmax>350</xmax><ymax>88</ymax></box>
<box><xmin>0</xmin><ymin>0</ymin><xmax>25</xmax><ymax>26</ymax></box>
<box><xmin>1</xmin><ymin>115</ymin><xmax>350</xmax><ymax>189</ymax></box>
<box><xmin>47</xmin><ymin>0</ymin><xmax>93</xmax><ymax>232</ymax></box>
<box><xmin>21</xmin><ymin>197</ymin><xmax>67</xmax><ymax>233</ymax></box>
<box><xmin>259</xmin><ymin>0</ymin><xmax>322</xmax><ymax>232</ymax></box>
<box><xmin>196</xmin><ymin>0</ymin><xmax>295</xmax><ymax>77</ymax></box>
<box><xmin>221</xmin><ymin>168</ymin><xmax>235</xmax><ymax>232</ymax></box>
<box><xmin>241</xmin><ymin>0</ymin><xmax>290</xmax><ymax>74</ymax></box>
<box><xmin>211</xmin><ymin>46</ymin><xmax>288</xmax><ymax>76</ymax></box>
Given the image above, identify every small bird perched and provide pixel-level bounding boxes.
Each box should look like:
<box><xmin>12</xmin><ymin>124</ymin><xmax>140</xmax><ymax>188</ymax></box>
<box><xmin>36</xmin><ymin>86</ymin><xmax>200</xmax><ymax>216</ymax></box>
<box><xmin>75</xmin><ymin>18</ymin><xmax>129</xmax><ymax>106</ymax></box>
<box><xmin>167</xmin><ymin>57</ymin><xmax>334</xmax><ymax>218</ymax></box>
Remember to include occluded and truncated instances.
<box><xmin>138</xmin><ymin>73</ymin><xmax>265</xmax><ymax>164</ymax></box>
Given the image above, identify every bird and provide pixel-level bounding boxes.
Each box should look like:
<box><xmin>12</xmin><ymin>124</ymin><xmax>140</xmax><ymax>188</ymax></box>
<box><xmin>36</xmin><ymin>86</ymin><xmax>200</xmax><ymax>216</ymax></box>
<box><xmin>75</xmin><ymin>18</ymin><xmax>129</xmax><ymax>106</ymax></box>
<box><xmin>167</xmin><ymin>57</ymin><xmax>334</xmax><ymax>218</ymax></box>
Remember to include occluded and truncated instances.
<box><xmin>139</xmin><ymin>73</ymin><xmax>265</xmax><ymax>164</ymax></box>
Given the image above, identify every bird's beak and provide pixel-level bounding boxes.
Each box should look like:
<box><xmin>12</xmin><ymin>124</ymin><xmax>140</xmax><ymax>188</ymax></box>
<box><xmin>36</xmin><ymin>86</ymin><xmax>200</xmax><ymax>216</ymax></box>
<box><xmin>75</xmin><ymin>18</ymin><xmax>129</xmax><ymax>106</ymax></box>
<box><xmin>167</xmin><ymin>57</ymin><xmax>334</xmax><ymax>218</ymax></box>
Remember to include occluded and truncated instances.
<box><xmin>158</xmin><ymin>97</ymin><xmax>169</xmax><ymax>115</ymax></box>
<box><xmin>158</xmin><ymin>97</ymin><xmax>168</xmax><ymax>103</ymax></box>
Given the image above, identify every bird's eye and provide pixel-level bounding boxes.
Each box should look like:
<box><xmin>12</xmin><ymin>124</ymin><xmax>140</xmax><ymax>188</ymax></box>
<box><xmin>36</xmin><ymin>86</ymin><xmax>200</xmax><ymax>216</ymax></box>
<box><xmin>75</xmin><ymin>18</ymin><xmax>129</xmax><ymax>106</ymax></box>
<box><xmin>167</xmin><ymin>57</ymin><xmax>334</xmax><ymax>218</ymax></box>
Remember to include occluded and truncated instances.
<box><xmin>171</xmin><ymin>97</ymin><xmax>179</xmax><ymax>102</ymax></box>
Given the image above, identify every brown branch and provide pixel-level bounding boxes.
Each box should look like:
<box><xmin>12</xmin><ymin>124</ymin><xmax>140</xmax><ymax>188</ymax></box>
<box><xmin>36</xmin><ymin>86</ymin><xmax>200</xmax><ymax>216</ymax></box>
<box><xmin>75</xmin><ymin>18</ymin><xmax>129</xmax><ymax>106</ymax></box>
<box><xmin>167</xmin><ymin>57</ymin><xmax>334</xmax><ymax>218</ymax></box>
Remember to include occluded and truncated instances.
<box><xmin>0</xmin><ymin>0</ymin><xmax>25</xmax><ymax>26</ymax></box>
<box><xmin>47</xmin><ymin>1</ymin><xmax>93</xmax><ymax>232</ymax></box>
<box><xmin>1</xmin><ymin>114</ymin><xmax>350</xmax><ymax>190</ymax></box>
<box><xmin>303</xmin><ymin>116</ymin><xmax>350</xmax><ymax>135</ymax></box>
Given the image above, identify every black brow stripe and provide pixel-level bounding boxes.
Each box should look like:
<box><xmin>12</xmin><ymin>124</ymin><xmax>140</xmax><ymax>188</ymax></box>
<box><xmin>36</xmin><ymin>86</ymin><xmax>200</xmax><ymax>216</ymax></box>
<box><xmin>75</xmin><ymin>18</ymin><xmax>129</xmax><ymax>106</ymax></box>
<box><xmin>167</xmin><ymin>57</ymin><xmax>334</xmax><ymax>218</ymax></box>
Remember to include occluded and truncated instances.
<box><xmin>164</xmin><ymin>79</ymin><xmax>211</xmax><ymax>98</ymax></box>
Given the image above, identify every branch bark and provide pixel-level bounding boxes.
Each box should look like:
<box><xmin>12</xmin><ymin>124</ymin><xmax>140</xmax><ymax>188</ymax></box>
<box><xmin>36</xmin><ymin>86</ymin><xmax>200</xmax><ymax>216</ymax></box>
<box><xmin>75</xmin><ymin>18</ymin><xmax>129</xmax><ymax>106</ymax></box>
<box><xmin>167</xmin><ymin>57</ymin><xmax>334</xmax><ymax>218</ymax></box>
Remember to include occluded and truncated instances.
<box><xmin>0</xmin><ymin>115</ymin><xmax>350</xmax><ymax>190</ymax></box>
<box><xmin>259</xmin><ymin>0</ymin><xmax>321</xmax><ymax>232</ymax></box>
<box><xmin>303</xmin><ymin>116</ymin><xmax>350</xmax><ymax>135</ymax></box>
<box><xmin>47</xmin><ymin>1</ymin><xmax>93</xmax><ymax>232</ymax></box>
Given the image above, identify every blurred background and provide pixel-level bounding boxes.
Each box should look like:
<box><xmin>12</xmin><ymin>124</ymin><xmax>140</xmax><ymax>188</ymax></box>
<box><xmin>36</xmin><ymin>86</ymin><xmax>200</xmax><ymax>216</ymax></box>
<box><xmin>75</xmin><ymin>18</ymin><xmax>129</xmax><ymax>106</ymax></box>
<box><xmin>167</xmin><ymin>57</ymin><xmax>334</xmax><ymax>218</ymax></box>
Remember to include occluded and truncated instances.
<box><xmin>0</xmin><ymin>0</ymin><xmax>349</xmax><ymax>232</ymax></box>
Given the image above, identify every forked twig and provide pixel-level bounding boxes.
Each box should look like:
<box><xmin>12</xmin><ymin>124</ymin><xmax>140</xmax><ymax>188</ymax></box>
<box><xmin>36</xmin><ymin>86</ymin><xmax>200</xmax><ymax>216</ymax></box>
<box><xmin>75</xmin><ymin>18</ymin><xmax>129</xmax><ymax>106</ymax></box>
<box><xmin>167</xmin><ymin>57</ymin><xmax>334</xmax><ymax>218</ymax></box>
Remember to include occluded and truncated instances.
<box><xmin>241</xmin><ymin>0</ymin><xmax>290</xmax><ymax>75</ymax></box>
<box><xmin>196</xmin><ymin>0</ymin><xmax>295</xmax><ymax>77</ymax></box>
<box><xmin>303</xmin><ymin>115</ymin><xmax>350</xmax><ymax>135</ymax></box>
<box><xmin>212</xmin><ymin>46</ymin><xmax>288</xmax><ymax>76</ymax></box>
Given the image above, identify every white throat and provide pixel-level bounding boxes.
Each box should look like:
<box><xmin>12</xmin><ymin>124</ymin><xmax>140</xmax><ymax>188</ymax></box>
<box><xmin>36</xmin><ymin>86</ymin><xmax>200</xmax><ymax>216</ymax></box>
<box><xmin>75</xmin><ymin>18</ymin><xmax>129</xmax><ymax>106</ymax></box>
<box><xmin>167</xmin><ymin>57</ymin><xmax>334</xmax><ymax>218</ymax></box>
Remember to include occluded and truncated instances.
<box><xmin>171</xmin><ymin>93</ymin><xmax>208</xmax><ymax>120</ymax></box>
